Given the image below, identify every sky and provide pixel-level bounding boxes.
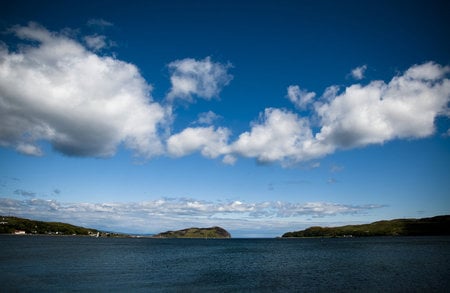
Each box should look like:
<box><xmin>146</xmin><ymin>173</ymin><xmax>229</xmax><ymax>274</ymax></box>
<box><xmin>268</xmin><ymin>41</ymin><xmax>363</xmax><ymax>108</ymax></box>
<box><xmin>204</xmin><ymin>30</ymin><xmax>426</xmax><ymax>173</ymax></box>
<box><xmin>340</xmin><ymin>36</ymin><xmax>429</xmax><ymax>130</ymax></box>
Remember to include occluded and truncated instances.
<box><xmin>1</xmin><ymin>0</ymin><xmax>449</xmax><ymax>237</ymax></box>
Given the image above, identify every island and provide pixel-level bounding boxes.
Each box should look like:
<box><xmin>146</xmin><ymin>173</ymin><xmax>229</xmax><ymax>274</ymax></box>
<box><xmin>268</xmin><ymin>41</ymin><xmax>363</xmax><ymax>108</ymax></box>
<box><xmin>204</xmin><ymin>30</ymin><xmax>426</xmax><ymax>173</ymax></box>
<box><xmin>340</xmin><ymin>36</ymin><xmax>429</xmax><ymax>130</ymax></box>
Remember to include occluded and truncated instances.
<box><xmin>153</xmin><ymin>226</ymin><xmax>231</xmax><ymax>238</ymax></box>
<box><xmin>282</xmin><ymin>215</ymin><xmax>450</xmax><ymax>238</ymax></box>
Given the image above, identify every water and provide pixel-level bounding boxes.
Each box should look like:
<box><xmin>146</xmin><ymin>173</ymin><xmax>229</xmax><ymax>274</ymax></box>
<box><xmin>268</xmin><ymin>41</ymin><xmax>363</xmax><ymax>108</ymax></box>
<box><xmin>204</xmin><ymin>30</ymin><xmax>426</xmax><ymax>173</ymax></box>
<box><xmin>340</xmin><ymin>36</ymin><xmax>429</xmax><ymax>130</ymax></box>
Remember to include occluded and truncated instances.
<box><xmin>1</xmin><ymin>236</ymin><xmax>449</xmax><ymax>292</ymax></box>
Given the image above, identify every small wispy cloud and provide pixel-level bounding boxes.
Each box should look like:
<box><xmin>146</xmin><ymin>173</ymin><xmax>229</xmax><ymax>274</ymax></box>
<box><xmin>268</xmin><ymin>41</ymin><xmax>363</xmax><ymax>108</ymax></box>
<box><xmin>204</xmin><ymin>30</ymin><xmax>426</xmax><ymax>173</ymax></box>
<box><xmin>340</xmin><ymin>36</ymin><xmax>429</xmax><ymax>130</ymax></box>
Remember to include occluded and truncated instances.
<box><xmin>83</xmin><ymin>34</ymin><xmax>115</xmax><ymax>51</ymax></box>
<box><xmin>330</xmin><ymin>164</ymin><xmax>344</xmax><ymax>173</ymax></box>
<box><xmin>86</xmin><ymin>18</ymin><xmax>113</xmax><ymax>28</ymax></box>
<box><xmin>350</xmin><ymin>65</ymin><xmax>367</xmax><ymax>80</ymax></box>
<box><xmin>309</xmin><ymin>162</ymin><xmax>321</xmax><ymax>169</ymax></box>
<box><xmin>16</xmin><ymin>143</ymin><xmax>43</xmax><ymax>157</ymax></box>
<box><xmin>442</xmin><ymin>128</ymin><xmax>450</xmax><ymax>138</ymax></box>
<box><xmin>287</xmin><ymin>85</ymin><xmax>316</xmax><ymax>110</ymax></box>
<box><xmin>194</xmin><ymin>111</ymin><xmax>222</xmax><ymax>125</ymax></box>
<box><xmin>327</xmin><ymin>178</ymin><xmax>338</xmax><ymax>184</ymax></box>
<box><xmin>283</xmin><ymin>179</ymin><xmax>310</xmax><ymax>185</ymax></box>
<box><xmin>13</xmin><ymin>189</ymin><xmax>36</xmax><ymax>198</ymax></box>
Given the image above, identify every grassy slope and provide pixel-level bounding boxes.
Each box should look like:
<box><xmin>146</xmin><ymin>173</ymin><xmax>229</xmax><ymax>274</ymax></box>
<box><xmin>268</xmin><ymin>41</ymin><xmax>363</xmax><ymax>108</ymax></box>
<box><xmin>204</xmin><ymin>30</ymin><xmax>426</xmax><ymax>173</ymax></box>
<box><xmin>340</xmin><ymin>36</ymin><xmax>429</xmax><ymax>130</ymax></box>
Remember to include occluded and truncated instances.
<box><xmin>282</xmin><ymin>215</ymin><xmax>450</xmax><ymax>238</ymax></box>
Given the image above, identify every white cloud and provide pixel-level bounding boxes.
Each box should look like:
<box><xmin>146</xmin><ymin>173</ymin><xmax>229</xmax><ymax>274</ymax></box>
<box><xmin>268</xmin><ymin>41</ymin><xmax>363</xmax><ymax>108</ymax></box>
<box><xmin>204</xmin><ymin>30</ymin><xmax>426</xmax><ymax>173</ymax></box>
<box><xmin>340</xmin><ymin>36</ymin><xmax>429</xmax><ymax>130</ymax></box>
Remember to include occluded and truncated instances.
<box><xmin>167</xmin><ymin>126</ymin><xmax>230</xmax><ymax>158</ymax></box>
<box><xmin>404</xmin><ymin>61</ymin><xmax>448</xmax><ymax>80</ymax></box>
<box><xmin>194</xmin><ymin>110</ymin><xmax>221</xmax><ymax>125</ymax></box>
<box><xmin>84</xmin><ymin>34</ymin><xmax>108</xmax><ymax>51</ymax></box>
<box><xmin>1</xmin><ymin>23</ymin><xmax>449</xmax><ymax>167</ymax></box>
<box><xmin>230</xmin><ymin>108</ymin><xmax>317</xmax><ymax>164</ymax></box>
<box><xmin>167</xmin><ymin>57</ymin><xmax>232</xmax><ymax>102</ymax></box>
<box><xmin>287</xmin><ymin>85</ymin><xmax>316</xmax><ymax>109</ymax></box>
<box><xmin>316</xmin><ymin>62</ymin><xmax>450</xmax><ymax>149</ymax></box>
<box><xmin>15</xmin><ymin>143</ymin><xmax>43</xmax><ymax>157</ymax></box>
<box><xmin>330</xmin><ymin>164</ymin><xmax>344</xmax><ymax>173</ymax></box>
<box><xmin>0</xmin><ymin>22</ymin><xmax>167</xmax><ymax>158</ymax></box>
<box><xmin>86</xmin><ymin>18</ymin><xmax>113</xmax><ymax>28</ymax></box>
<box><xmin>0</xmin><ymin>197</ymin><xmax>384</xmax><ymax>235</ymax></box>
<box><xmin>227</xmin><ymin>62</ymin><xmax>450</xmax><ymax>165</ymax></box>
<box><xmin>350</xmin><ymin>65</ymin><xmax>367</xmax><ymax>80</ymax></box>
<box><xmin>310</xmin><ymin>162</ymin><xmax>321</xmax><ymax>169</ymax></box>
<box><xmin>222</xmin><ymin>154</ymin><xmax>237</xmax><ymax>165</ymax></box>
<box><xmin>322</xmin><ymin>85</ymin><xmax>340</xmax><ymax>101</ymax></box>
<box><xmin>327</xmin><ymin>178</ymin><xmax>338</xmax><ymax>184</ymax></box>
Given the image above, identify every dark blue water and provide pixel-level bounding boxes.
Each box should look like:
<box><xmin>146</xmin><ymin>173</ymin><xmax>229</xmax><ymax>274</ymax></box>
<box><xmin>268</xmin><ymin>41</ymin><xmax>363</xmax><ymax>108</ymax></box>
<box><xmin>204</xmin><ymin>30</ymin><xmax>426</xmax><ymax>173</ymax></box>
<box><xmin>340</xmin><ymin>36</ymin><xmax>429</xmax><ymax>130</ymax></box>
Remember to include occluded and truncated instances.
<box><xmin>1</xmin><ymin>236</ymin><xmax>449</xmax><ymax>292</ymax></box>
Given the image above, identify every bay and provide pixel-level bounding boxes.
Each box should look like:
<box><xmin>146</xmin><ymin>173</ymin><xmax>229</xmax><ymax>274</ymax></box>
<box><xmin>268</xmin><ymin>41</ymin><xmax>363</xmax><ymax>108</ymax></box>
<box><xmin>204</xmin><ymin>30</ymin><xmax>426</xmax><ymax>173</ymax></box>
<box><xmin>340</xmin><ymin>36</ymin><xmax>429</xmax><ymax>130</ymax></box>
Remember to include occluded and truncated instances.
<box><xmin>1</xmin><ymin>236</ymin><xmax>449</xmax><ymax>292</ymax></box>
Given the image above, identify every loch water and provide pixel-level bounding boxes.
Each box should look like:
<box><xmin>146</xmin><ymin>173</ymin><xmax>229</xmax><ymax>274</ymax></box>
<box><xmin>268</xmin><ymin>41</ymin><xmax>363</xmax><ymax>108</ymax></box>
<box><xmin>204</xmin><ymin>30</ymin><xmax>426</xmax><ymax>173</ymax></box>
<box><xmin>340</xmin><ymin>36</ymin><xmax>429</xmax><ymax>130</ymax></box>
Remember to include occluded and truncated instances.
<box><xmin>1</xmin><ymin>235</ymin><xmax>449</xmax><ymax>292</ymax></box>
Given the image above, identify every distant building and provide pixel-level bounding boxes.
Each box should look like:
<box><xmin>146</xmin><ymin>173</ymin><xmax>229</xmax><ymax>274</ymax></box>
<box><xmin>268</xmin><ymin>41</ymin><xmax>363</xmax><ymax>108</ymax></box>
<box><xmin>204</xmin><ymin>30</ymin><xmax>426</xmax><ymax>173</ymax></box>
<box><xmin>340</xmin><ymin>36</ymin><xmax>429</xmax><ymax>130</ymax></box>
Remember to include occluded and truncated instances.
<box><xmin>88</xmin><ymin>231</ymin><xmax>100</xmax><ymax>237</ymax></box>
<box><xmin>14</xmin><ymin>230</ymin><xmax>26</xmax><ymax>235</ymax></box>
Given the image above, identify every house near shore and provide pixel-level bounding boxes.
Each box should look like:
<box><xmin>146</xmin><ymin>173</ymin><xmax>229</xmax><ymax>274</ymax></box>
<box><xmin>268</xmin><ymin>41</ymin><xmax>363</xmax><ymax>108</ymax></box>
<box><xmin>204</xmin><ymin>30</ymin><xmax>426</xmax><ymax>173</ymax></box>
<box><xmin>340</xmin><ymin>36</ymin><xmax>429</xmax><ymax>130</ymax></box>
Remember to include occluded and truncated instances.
<box><xmin>14</xmin><ymin>230</ymin><xmax>26</xmax><ymax>235</ymax></box>
<box><xmin>88</xmin><ymin>231</ymin><xmax>100</xmax><ymax>237</ymax></box>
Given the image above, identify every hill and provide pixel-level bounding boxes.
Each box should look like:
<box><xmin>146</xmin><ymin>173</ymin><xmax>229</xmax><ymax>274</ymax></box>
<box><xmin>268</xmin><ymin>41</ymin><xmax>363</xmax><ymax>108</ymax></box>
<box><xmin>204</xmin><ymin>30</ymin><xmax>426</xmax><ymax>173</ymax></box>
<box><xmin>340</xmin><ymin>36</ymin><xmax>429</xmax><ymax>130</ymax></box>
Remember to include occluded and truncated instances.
<box><xmin>282</xmin><ymin>215</ymin><xmax>450</xmax><ymax>238</ymax></box>
<box><xmin>153</xmin><ymin>226</ymin><xmax>231</xmax><ymax>238</ymax></box>
<box><xmin>0</xmin><ymin>215</ymin><xmax>101</xmax><ymax>236</ymax></box>
<box><xmin>0</xmin><ymin>216</ymin><xmax>129</xmax><ymax>237</ymax></box>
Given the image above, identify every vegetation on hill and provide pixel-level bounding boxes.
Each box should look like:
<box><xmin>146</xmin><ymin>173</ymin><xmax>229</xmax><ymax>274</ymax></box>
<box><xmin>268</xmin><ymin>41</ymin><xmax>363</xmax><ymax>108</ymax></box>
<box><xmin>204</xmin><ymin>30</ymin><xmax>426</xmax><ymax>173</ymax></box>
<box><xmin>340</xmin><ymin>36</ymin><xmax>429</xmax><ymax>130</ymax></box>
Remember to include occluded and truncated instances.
<box><xmin>0</xmin><ymin>216</ymin><xmax>132</xmax><ymax>237</ymax></box>
<box><xmin>0</xmin><ymin>216</ymin><xmax>100</xmax><ymax>235</ymax></box>
<box><xmin>154</xmin><ymin>226</ymin><xmax>231</xmax><ymax>238</ymax></box>
<box><xmin>282</xmin><ymin>215</ymin><xmax>450</xmax><ymax>238</ymax></box>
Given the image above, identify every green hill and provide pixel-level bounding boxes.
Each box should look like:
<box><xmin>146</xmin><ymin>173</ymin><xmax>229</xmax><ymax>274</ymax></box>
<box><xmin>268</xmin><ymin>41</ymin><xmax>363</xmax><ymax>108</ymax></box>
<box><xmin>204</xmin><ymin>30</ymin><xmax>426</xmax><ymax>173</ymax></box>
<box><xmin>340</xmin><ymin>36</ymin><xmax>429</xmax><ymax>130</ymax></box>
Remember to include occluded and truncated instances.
<box><xmin>282</xmin><ymin>215</ymin><xmax>450</xmax><ymax>238</ymax></box>
<box><xmin>154</xmin><ymin>226</ymin><xmax>231</xmax><ymax>238</ymax></box>
<box><xmin>0</xmin><ymin>216</ymin><xmax>99</xmax><ymax>236</ymax></box>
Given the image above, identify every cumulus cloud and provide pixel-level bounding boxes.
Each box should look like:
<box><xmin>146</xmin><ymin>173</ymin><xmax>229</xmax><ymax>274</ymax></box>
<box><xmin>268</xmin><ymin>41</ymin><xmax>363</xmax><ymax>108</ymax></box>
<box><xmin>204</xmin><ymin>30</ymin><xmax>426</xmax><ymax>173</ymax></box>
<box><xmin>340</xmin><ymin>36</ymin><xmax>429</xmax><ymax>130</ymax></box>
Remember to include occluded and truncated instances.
<box><xmin>166</xmin><ymin>57</ymin><xmax>233</xmax><ymax>102</ymax></box>
<box><xmin>287</xmin><ymin>85</ymin><xmax>316</xmax><ymax>109</ymax></box>
<box><xmin>315</xmin><ymin>62</ymin><xmax>450</xmax><ymax>150</ymax></box>
<box><xmin>230</xmin><ymin>108</ymin><xmax>317</xmax><ymax>164</ymax></box>
<box><xmin>0</xmin><ymin>22</ymin><xmax>166</xmax><ymax>158</ymax></box>
<box><xmin>0</xmin><ymin>197</ymin><xmax>384</xmax><ymax>235</ymax></box>
<box><xmin>226</xmin><ymin>62</ymin><xmax>450</xmax><ymax>164</ymax></box>
<box><xmin>350</xmin><ymin>65</ymin><xmax>367</xmax><ymax>80</ymax></box>
<box><xmin>1</xmin><ymin>23</ymin><xmax>449</xmax><ymax>167</ymax></box>
<box><xmin>167</xmin><ymin>126</ymin><xmax>230</xmax><ymax>158</ymax></box>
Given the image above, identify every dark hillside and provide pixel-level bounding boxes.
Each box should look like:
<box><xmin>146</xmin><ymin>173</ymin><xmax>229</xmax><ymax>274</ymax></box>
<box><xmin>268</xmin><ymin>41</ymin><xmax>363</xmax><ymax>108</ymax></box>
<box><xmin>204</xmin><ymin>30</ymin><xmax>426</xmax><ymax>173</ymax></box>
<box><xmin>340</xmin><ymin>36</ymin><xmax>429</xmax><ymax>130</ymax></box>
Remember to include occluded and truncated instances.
<box><xmin>282</xmin><ymin>215</ymin><xmax>450</xmax><ymax>238</ymax></box>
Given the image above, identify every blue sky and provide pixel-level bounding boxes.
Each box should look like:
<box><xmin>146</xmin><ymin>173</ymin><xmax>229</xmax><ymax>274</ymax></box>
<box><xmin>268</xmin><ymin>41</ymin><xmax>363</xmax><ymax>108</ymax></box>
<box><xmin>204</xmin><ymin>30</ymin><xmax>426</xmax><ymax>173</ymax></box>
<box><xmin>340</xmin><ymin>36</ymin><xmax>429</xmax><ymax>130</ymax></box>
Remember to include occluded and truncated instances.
<box><xmin>1</xmin><ymin>0</ymin><xmax>449</xmax><ymax>237</ymax></box>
